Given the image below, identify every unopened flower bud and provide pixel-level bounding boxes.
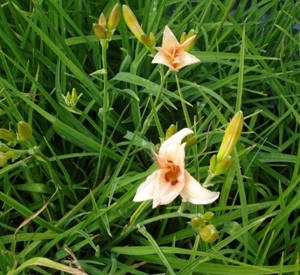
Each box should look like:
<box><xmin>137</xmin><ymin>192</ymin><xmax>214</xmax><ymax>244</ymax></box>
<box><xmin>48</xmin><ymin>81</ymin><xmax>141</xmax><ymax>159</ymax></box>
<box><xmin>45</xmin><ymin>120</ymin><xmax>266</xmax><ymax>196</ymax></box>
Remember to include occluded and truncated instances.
<box><xmin>93</xmin><ymin>24</ymin><xmax>106</xmax><ymax>39</ymax></box>
<box><xmin>217</xmin><ymin>111</ymin><xmax>243</xmax><ymax>161</ymax></box>
<box><xmin>185</xmin><ymin>136</ymin><xmax>197</xmax><ymax>147</ymax></box>
<box><xmin>107</xmin><ymin>3</ymin><xmax>120</xmax><ymax>31</ymax></box>
<box><xmin>0</xmin><ymin>151</ymin><xmax>16</xmax><ymax>167</ymax></box>
<box><xmin>209</xmin><ymin>154</ymin><xmax>232</xmax><ymax>176</ymax></box>
<box><xmin>180</xmin><ymin>32</ymin><xmax>187</xmax><ymax>44</ymax></box>
<box><xmin>17</xmin><ymin>121</ymin><xmax>32</xmax><ymax>141</ymax></box>
<box><xmin>98</xmin><ymin>13</ymin><xmax>106</xmax><ymax>27</ymax></box>
<box><xmin>148</xmin><ymin>32</ymin><xmax>156</xmax><ymax>46</ymax></box>
<box><xmin>165</xmin><ymin>124</ymin><xmax>177</xmax><ymax>139</ymax></box>
<box><xmin>122</xmin><ymin>5</ymin><xmax>145</xmax><ymax>42</ymax></box>
<box><xmin>63</xmin><ymin>88</ymin><xmax>82</xmax><ymax>108</ymax></box>
<box><xmin>200</xmin><ymin>224</ymin><xmax>219</xmax><ymax>243</ymax></box>
<box><xmin>190</xmin><ymin>217</ymin><xmax>205</xmax><ymax>228</ymax></box>
<box><xmin>0</xmin><ymin>129</ymin><xmax>15</xmax><ymax>142</ymax></box>
<box><xmin>203</xmin><ymin>211</ymin><xmax>214</xmax><ymax>221</ymax></box>
<box><xmin>181</xmin><ymin>29</ymin><xmax>197</xmax><ymax>52</ymax></box>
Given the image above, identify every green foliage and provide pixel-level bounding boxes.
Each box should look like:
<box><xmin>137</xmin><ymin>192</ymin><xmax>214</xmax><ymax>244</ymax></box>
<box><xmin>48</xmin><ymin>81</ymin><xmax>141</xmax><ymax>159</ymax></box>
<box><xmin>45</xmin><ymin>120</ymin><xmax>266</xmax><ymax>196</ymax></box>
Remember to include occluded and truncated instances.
<box><xmin>0</xmin><ymin>0</ymin><xmax>299</xmax><ymax>274</ymax></box>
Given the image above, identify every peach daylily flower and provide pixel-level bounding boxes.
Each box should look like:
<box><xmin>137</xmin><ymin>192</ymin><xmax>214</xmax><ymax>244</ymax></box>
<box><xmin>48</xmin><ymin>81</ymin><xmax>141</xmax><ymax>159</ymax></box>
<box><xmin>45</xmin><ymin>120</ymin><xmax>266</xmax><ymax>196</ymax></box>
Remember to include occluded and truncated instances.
<box><xmin>133</xmin><ymin>128</ymin><xmax>219</xmax><ymax>208</ymax></box>
<box><xmin>152</xmin><ymin>26</ymin><xmax>200</xmax><ymax>71</ymax></box>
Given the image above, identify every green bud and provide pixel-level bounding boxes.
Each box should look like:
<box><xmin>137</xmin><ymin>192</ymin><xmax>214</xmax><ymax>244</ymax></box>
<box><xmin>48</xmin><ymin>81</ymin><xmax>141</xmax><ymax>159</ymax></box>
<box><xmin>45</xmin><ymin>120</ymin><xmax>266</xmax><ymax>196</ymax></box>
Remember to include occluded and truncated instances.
<box><xmin>209</xmin><ymin>155</ymin><xmax>232</xmax><ymax>176</ymax></box>
<box><xmin>180</xmin><ymin>32</ymin><xmax>187</xmax><ymax>44</ymax></box>
<box><xmin>93</xmin><ymin>24</ymin><xmax>107</xmax><ymax>39</ymax></box>
<box><xmin>185</xmin><ymin>136</ymin><xmax>197</xmax><ymax>147</ymax></box>
<box><xmin>0</xmin><ymin>129</ymin><xmax>15</xmax><ymax>141</ymax></box>
<box><xmin>0</xmin><ymin>151</ymin><xmax>16</xmax><ymax>167</ymax></box>
<box><xmin>148</xmin><ymin>32</ymin><xmax>156</xmax><ymax>46</ymax></box>
<box><xmin>203</xmin><ymin>211</ymin><xmax>214</xmax><ymax>221</ymax></box>
<box><xmin>63</xmin><ymin>88</ymin><xmax>82</xmax><ymax>108</ymax></box>
<box><xmin>165</xmin><ymin>124</ymin><xmax>177</xmax><ymax>139</ymax></box>
<box><xmin>17</xmin><ymin>121</ymin><xmax>32</xmax><ymax>141</ymax></box>
<box><xmin>190</xmin><ymin>217</ymin><xmax>205</xmax><ymax>228</ymax></box>
<box><xmin>98</xmin><ymin>13</ymin><xmax>106</xmax><ymax>27</ymax></box>
<box><xmin>217</xmin><ymin>111</ymin><xmax>243</xmax><ymax>161</ymax></box>
<box><xmin>107</xmin><ymin>3</ymin><xmax>120</xmax><ymax>31</ymax></box>
<box><xmin>141</xmin><ymin>34</ymin><xmax>152</xmax><ymax>47</ymax></box>
<box><xmin>200</xmin><ymin>224</ymin><xmax>219</xmax><ymax>243</ymax></box>
<box><xmin>209</xmin><ymin>154</ymin><xmax>217</xmax><ymax>172</ymax></box>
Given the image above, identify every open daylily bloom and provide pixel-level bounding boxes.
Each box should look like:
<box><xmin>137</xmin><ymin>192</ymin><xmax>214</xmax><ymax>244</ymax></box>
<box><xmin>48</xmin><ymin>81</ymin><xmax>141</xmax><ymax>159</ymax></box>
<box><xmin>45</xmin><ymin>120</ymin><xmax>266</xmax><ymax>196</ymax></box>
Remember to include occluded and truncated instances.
<box><xmin>152</xmin><ymin>26</ymin><xmax>200</xmax><ymax>71</ymax></box>
<box><xmin>133</xmin><ymin>128</ymin><xmax>219</xmax><ymax>208</ymax></box>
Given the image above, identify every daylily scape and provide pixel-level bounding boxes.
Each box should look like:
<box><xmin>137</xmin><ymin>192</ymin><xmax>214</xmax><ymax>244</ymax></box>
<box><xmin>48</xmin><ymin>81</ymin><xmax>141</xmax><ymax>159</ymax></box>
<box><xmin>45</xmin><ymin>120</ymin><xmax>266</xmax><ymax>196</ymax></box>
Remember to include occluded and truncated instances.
<box><xmin>133</xmin><ymin>128</ymin><xmax>219</xmax><ymax>208</ymax></box>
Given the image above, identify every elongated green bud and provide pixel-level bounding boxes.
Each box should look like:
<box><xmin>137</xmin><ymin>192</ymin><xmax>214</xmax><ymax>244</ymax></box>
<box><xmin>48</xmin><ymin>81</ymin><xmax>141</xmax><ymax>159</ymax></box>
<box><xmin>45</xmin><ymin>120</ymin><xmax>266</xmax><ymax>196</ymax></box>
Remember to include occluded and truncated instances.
<box><xmin>217</xmin><ymin>111</ymin><xmax>243</xmax><ymax>161</ymax></box>
<box><xmin>107</xmin><ymin>3</ymin><xmax>120</xmax><ymax>31</ymax></box>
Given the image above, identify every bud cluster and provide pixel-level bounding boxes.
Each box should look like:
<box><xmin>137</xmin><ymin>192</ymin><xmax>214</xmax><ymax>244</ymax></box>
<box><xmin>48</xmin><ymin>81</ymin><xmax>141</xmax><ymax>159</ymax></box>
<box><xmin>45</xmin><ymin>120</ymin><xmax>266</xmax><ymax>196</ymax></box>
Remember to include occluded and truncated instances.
<box><xmin>63</xmin><ymin>88</ymin><xmax>82</xmax><ymax>110</ymax></box>
<box><xmin>190</xmin><ymin>212</ymin><xmax>219</xmax><ymax>243</ymax></box>
<box><xmin>0</xmin><ymin>121</ymin><xmax>33</xmax><ymax>167</ymax></box>
<box><xmin>93</xmin><ymin>3</ymin><xmax>120</xmax><ymax>41</ymax></box>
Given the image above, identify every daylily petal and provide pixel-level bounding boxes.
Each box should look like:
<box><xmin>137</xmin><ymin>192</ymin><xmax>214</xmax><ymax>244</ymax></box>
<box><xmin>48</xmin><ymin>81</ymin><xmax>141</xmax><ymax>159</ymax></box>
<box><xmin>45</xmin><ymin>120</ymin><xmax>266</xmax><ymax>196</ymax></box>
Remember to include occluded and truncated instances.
<box><xmin>152</xmin><ymin>51</ymin><xmax>173</xmax><ymax>69</ymax></box>
<box><xmin>181</xmin><ymin>35</ymin><xmax>196</xmax><ymax>49</ymax></box>
<box><xmin>160</xmin><ymin>128</ymin><xmax>193</xmax><ymax>153</ymax></box>
<box><xmin>152</xmin><ymin>169</ymin><xmax>184</xmax><ymax>208</ymax></box>
<box><xmin>133</xmin><ymin>171</ymin><xmax>157</xmax><ymax>202</ymax></box>
<box><xmin>162</xmin><ymin>25</ymin><xmax>181</xmax><ymax>48</ymax></box>
<box><xmin>180</xmin><ymin>171</ymin><xmax>219</xmax><ymax>204</ymax></box>
<box><xmin>176</xmin><ymin>52</ymin><xmax>200</xmax><ymax>70</ymax></box>
<box><xmin>151</xmin><ymin>26</ymin><xmax>200</xmax><ymax>71</ymax></box>
<box><xmin>159</xmin><ymin>128</ymin><xmax>193</xmax><ymax>166</ymax></box>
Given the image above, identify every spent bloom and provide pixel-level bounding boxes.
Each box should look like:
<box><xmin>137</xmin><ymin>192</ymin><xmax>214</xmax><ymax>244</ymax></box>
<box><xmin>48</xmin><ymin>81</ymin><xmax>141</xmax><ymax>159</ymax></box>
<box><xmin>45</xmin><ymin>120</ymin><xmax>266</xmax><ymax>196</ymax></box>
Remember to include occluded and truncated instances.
<box><xmin>133</xmin><ymin>128</ymin><xmax>219</xmax><ymax>208</ymax></box>
<box><xmin>152</xmin><ymin>26</ymin><xmax>200</xmax><ymax>71</ymax></box>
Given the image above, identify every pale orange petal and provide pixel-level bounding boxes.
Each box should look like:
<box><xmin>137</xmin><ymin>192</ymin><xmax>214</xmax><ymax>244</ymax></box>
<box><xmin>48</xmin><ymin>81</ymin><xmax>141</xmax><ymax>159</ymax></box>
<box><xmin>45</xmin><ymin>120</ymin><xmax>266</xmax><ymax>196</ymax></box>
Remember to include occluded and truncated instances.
<box><xmin>159</xmin><ymin>128</ymin><xmax>193</xmax><ymax>167</ymax></box>
<box><xmin>181</xmin><ymin>35</ymin><xmax>196</xmax><ymax>49</ymax></box>
<box><xmin>176</xmin><ymin>52</ymin><xmax>200</xmax><ymax>70</ymax></box>
<box><xmin>152</xmin><ymin>169</ymin><xmax>184</xmax><ymax>208</ymax></box>
<box><xmin>162</xmin><ymin>25</ymin><xmax>181</xmax><ymax>49</ymax></box>
<box><xmin>160</xmin><ymin>128</ymin><xmax>193</xmax><ymax>153</ymax></box>
<box><xmin>180</xmin><ymin>171</ymin><xmax>219</xmax><ymax>204</ymax></box>
<box><xmin>152</xmin><ymin>51</ymin><xmax>173</xmax><ymax>69</ymax></box>
<box><xmin>133</xmin><ymin>171</ymin><xmax>157</xmax><ymax>202</ymax></box>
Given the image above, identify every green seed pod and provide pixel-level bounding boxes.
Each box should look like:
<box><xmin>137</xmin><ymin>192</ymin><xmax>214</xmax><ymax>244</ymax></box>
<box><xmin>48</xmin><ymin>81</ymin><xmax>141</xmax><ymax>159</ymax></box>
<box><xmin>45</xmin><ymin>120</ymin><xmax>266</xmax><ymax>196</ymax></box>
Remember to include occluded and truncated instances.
<box><xmin>17</xmin><ymin>121</ymin><xmax>32</xmax><ymax>141</ymax></box>
<box><xmin>0</xmin><ymin>129</ymin><xmax>15</xmax><ymax>141</ymax></box>
<box><xmin>0</xmin><ymin>151</ymin><xmax>16</xmax><ymax>167</ymax></box>
<box><xmin>190</xmin><ymin>217</ymin><xmax>205</xmax><ymax>228</ymax></box>
<box><xmin>200</xmin><ymin>224</ymin><xmax>219</xmax><ymax>243</ymax></box>
<box><xmin>203</xmin><ymin>211</ymin><xmax>214</xmax><ymax>221</ymax></box>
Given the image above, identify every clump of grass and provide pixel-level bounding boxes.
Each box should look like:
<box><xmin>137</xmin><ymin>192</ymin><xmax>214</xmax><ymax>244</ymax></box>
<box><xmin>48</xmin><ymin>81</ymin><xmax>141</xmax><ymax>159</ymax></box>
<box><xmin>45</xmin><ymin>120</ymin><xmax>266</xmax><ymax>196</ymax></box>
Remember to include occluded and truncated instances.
<box><xmin>0</xmin><ymin>0</ymin><xmax>299</xmax><ymax>274</ymax></box>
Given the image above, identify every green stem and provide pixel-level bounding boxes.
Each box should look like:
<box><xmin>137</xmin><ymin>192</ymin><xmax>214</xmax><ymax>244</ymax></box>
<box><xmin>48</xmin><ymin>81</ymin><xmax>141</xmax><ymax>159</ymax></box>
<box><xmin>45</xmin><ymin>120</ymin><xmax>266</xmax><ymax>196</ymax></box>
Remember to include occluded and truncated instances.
<box><xmin>95</xmin><ymin>39</ymin><xmax>109</xmax><ymax>185</ymax></box>
<box><xmin>175</xmin><ymin>73</ymin><xmax>192</xmax><ymax>128</ymax></box>
<box><xmin>141</xmin><ymin>68</ymin><xmax>171</xmax><ymax>135</ymax></box>
<box><xmin>202</xmin><ymin>171</ymin><xmax>215</xmax><ymax>188</ymax></box>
